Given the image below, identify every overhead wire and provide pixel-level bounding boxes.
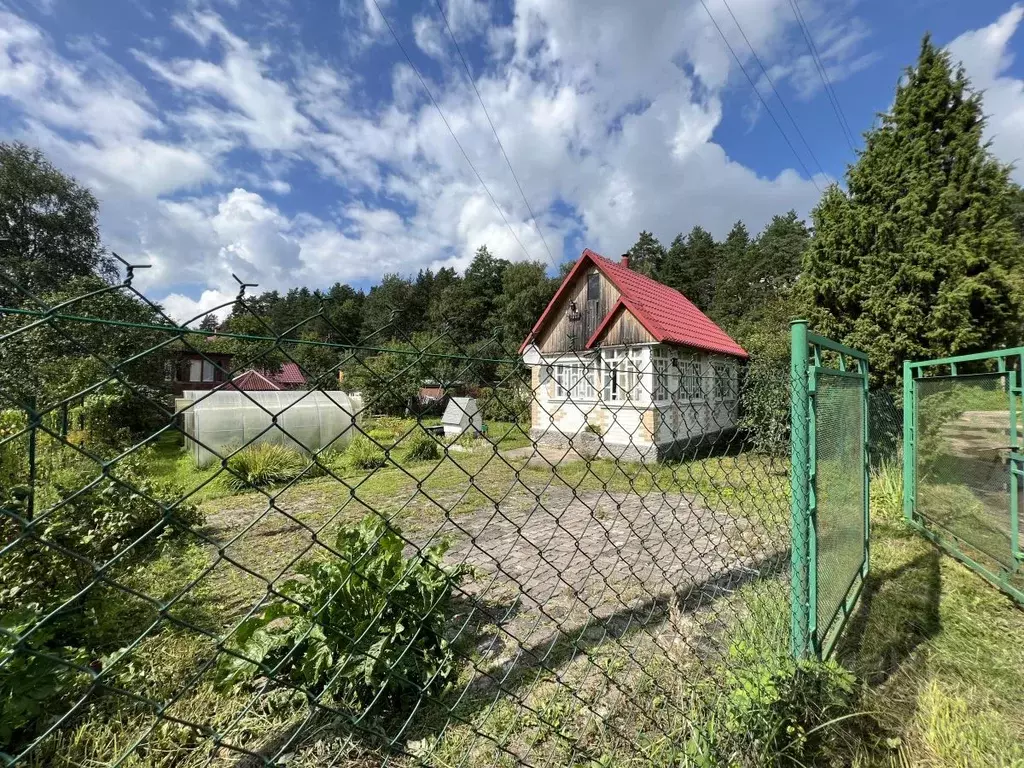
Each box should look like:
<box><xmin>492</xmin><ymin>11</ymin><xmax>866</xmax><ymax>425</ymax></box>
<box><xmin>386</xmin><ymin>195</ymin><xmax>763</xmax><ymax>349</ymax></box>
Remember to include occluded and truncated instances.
<box><xmin>786</xmin><ymin>0</ymin><xmax>859</xmax><ymax>153</ymax></box>
<box><xmin>368</xmin><ymin>0</ymin><xmax>536</xmax><ymax>263</ymax></box>
<box><xmin>719</xmin><ymin>0</ymin><xmax>834</xmax><ymax>186</ymax></box>
<box><xmin>432</xmin><ymin>0</ymin><xmax>558</xmax><ymax>271</ymax></box>
<box><xmin>698</xmin><ymin>0</ymin><xmax>823</xmax><ymax>193</ymax></box>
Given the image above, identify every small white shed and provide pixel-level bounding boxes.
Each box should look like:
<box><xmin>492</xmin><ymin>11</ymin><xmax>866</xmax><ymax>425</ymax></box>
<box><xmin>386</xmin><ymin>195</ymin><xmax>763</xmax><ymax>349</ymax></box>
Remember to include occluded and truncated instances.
<box><xmin>443</xmin><ymin>397</ymin><xmax>483</xmax><ymax>438</ymax></box>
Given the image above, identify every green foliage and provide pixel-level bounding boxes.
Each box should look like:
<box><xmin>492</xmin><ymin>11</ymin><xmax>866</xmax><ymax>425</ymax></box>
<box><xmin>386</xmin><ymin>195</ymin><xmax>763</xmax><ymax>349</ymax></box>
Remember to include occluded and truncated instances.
<box><xmin>0</xmin><ymin>409</ymin><xmax>28</xmax><ymax>492</ymax></box>
<box><xmin>0</xmin><ymin>448</ymin><xmax>203</xmax><ymax>617</ymax></box>
<box><xmin>224</xmin><ymin>443</ymin><xmax>310</xmax><ymax>491</ymax></box>
<box><xmin>217</xmin><ymin>515</ymin><xmax>472</xmax><ymax>710</ymax></box>
<box><xmin>402</xmin><ymin>428</ymin><xmax>441</xmax><ymax>462</ymax></box>
<box><xmin>345</xmin><ymin>434</ymin><xmax>388</xmax><ymax>470</ymax></box>
<box><xmin>658</xmin><ymin>226</ymin><xmax>717</xmax><ymax>310</ymax></box>
<box><xmin>477</xmin><ymin>385</ymin><xmax>530</xmax><ymax>423</ymax></box>
<box><xmin>0</xmin><ymin>609</ymin><xmax>89</xmax><ymax>749</ymax></box>
<box><xmin>626</xmin><ymin>230</ymin><xmax>666</xmax><ymax>277</ymax></box>
<box><xmin>804</xmin><ymin>36</ymin><xmax>1023</xmax><ymax>388</ymax></box>
<box><xmin>0</xmin><ymin>141</ymin><xmax>114</xmax><ymax>308</ymax></box>
<box><xmin>367</xmin><ymin>428</ymin><xmax>396</xmax><ymax>444</ymax></box>
<box><xmin>710</xmin><ymin>643</ymin><xmax>858</xmax><ymax>765</ymax></box>
<box><xmin>343</xmin><ymin>341</ymin><xmax>420</xmax><ymax>416</ymax></box>
<box><xmin>491</xmin><ymin>261</ymin><xmax>559</xmax><ymax>348</ymax></box>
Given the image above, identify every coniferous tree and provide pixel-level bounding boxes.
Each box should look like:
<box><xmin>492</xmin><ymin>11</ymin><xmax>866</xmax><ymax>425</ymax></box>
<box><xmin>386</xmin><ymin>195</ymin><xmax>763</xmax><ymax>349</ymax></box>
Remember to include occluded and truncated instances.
<box><xmin>709</xmin><ymin>221</ymin><xmax>752</xmax><ymax>329</ymax></box>
<box><xmin>627</xmin><ymin>230</ymin><xmax>666</xmax><ymax>277</ymax></box>
<box><xmin>658</xmin><ymin>226</ymin><xmax>718</xmax><ymax>310</ymax></box>
<box><xmin>804</xmin><ymin>36</ymin><xmax>1023</xmax><ymax>386</ymax></box>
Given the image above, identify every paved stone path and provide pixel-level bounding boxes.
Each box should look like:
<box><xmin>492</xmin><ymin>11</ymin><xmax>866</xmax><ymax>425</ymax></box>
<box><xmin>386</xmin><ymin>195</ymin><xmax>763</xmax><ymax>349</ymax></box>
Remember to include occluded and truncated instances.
<box><xmin>407</xmin><ymin>485</ymin><xmax>768</xmax><ymax>675</ymax></box>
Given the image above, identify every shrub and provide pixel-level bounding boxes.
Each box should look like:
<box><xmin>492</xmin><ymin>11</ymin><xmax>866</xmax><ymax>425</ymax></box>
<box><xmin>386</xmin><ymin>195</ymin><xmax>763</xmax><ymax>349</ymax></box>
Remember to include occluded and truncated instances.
<box><xmin>402</xmin><ymin>428</ymin><xmax>441</xmax><ymax>462</ymax></box>
<box><xmin>478</xmin><ymin>386</ymin><xmax>530</xmax><ymax>424</ymax></box>
<box><xmin>0</xmin><ymin>609</ymin><xmax>89</xmax><ymax>749</ymax></box>
<box><xmin>223</xmin><ymin>443</ymin><xmax>308</xmax><ymax>491</ymax></box>
<box><xmin>0</xmin><ymin>410</ymin><xmax>28</xmax><ymax>499</ymax></box>
<box><xmin>218</xmin><ymin>515</ymin><xmax>473</xmax><ymax>710</ymax></box>
<box><xmin>0</xmin><ymin>450</ymin><xmax>204</xmax><ymax>618</ymax></box>
<box><xmin>345</xmin><ymin>434</ymin><xmax>388</xmax><ymax>470</ymax></box>
<box><xmin>712</xmin><ymin>642</ymin><xmax>858</xmax><ymax>764</ymax></box>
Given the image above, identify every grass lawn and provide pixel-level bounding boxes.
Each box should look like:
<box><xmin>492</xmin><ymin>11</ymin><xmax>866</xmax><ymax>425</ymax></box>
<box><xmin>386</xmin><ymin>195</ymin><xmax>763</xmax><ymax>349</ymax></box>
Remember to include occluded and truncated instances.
<box><xmin>834</xmin><ymin>465</ymin><xmax>1024</xmax><ymax>767</ymax></box>
<box><xmin>20</xmin><ymin>427</ymin><xmax>1024</xmax><ymax>768</ymax></box>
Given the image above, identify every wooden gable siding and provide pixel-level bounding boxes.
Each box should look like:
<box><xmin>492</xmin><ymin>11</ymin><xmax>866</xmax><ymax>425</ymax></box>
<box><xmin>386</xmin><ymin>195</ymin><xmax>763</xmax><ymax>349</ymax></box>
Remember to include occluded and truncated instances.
<box><xmin>594</xmin><ymin>306</ymin><xmax>655</xmax><ymax>347</ymax></box>
<box><xmin>537</xmin><ymin>268</ymin><xmax>620</xmax><ymax>354</ymax></box>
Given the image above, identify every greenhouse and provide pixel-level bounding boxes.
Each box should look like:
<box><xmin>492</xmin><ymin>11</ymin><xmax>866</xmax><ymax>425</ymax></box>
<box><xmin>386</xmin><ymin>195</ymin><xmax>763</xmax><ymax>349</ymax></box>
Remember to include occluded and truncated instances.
<box><xmin>178</xmin><ymin>390</ymin><xmax>358</xmax><ymax>468</ymax></box>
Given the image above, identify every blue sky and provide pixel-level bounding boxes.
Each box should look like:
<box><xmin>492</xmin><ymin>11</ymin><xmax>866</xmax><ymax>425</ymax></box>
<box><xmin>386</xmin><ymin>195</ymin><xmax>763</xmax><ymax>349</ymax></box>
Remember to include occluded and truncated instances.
<box><xmin>1</xmin><ymin>0</ymin><xmax>1022</xmax><ymax>320</ymax></box>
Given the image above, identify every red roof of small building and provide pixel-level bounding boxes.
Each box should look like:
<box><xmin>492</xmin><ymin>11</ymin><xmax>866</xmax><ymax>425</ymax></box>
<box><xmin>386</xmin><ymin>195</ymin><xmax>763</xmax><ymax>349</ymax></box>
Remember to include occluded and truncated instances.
<box><xmin>230</xmin><ymin>370</ymin><xmax>284</xmax><ymax>391</ymax></box>
<box><xmin>521</xmin><ymin>249</ymin><xmax>748</xmax><ymax>359</ymax></box>
<box><xmin>275</xmin><ymin>363</ymin><xmax>307</xmax><ymax>385</ymax></box>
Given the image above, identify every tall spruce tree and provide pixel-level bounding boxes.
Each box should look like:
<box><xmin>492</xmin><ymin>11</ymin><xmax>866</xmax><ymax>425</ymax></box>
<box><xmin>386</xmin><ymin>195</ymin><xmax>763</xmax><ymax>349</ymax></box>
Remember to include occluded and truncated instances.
<box><xmin>627</xmin><ymin>230</ymin><xmax>666</xmax><ymax>277</ymax></box>
<box><xmin>658</xmin><ymin>226</ymin><xmax>718</xmax><ymax>310</ymax></box>
<box><xmin>804</xmin><ymin>36</ymin><xmax>1023</xmax><ymax>387</ymax></box>
<box><xmin>709</xmin><ymin>221</ymin><xmax>752</xmax><ymax>330</ymax></box>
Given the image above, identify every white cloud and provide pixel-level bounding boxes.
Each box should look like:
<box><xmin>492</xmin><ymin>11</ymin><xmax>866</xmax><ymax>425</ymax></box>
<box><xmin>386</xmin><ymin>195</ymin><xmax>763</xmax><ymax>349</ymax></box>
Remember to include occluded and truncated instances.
<box><xmin>413</xmin><ymin>15</ymin><xmax>446</xmax><ymax>60</ymax></box>
<box><xmin>0</xmin><ymin>0</ymin><xmax>879</xmax><ymax>321</ymax></box>
<box><xmin>947</xmin><ymin>4</ymin><xmax>1024</xmax><ymax>181</ymax></box>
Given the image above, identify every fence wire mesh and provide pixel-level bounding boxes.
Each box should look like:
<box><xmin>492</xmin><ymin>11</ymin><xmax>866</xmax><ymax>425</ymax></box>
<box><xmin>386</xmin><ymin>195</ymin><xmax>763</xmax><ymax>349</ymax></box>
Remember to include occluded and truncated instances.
<box><xmin>812</xmin><ymin>375</ymin><xmax>866</xmax><ymax>653</ymax></box>
<box><xmin>915</xmin><ymin>374</ymin><xmax>1021</xmax><ymax>577</ymax></box>
<box><xmin>0</xmin><ymin>272</ymin><xmax>797</xmax><ymax>767</ymax></box>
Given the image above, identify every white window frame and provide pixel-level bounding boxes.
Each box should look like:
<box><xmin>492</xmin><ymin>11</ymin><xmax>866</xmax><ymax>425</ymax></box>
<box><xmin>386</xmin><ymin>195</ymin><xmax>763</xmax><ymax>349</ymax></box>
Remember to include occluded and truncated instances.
<box><xmin>552</xmin><ymin>360</ymin><xmax>597</xmax><ymax>401</ymax></box>
<box><xmin>675</xmin><ymin>357</ymin><xmax>704</xmax><ymax>401</ymax></box>
<box><xmin>713</xmin><ymin>362</ymin><xmax>737</xmax><ymax>402</ymax></box>
<box><xmin>602</xmin><ymin>348</ymin><xmax>645</xmax><ymax>404</ymax></box>
<box><xmin>202</xmin><ymin>360</ymin><xmax>216</xmax><ymax>382</ymax></box>
<box><xmin>189</xmin><ymin>358</ymin><xmax>203</xmax><ymax>382</ymax></box>
<box><xmin>652</xmin><ymin>357</ymin><xmax>670</xmax><ymax>403</ymax></box>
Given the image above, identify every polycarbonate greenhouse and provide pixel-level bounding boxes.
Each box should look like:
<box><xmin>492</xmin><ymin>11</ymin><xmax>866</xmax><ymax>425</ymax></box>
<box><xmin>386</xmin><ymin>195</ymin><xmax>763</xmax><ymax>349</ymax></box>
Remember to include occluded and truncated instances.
<box><xmin>178</xmin><ymin>390</ymin><xmax>358</xmax><ymax>468</ymax></box>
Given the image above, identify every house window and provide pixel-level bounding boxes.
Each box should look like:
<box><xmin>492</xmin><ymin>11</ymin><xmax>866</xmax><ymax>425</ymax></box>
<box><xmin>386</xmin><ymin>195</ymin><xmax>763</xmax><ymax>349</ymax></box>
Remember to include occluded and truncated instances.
<box><xmin>676</xmin><ymin>358</ymin><xmax>703</xmax><ymax>400</ymax></box>
<box><xmin>587</xmin><ymin>271</ymin><xmax>601</xmax><ymax>303</ymax></box>
<box><xmin>187</xmin><ymin>358</ymin><xmax>217</xmax><ymax>382</ymax></box>
<box><xmin>554</xmin><ymin>362</ymin><xmax>596</xmax><ymax>400</ymax></box>
<box><xmin>653</xmin><ymin>358</ymin><xmax>670</xmax><ymax>402</ymax></box>
<box><xmin>714</xmin><ymin>363</ymin><xmax>737</xmax><ymax>401</ymax></box>
<box><xmin>603</xmin><ymin>349</ymin><xmax>643</xmax><ymax>403</ymax></box>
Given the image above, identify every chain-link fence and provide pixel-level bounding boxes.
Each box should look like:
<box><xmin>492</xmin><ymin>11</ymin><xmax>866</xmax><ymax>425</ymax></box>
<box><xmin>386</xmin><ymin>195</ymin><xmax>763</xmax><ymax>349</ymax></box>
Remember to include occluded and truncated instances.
<box><xmin>908</xmin><ymin>363</ymin><xmax>1024</xmax><ymax>603</ymax></box>
<box><xmin>0</xmin><ymin>271</ymin><xmax>811</xmax><ymax>767</ymax></box>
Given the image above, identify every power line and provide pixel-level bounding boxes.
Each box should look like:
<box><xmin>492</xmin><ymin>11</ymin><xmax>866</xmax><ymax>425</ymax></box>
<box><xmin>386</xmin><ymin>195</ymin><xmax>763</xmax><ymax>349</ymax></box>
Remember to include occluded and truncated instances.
<box><xmin>719</xmin><ymin>0</ymin><xmax>834</xmax><ymax>185</ymax></box>
<box><xmin>698</xmin><ymin>0</ymin><xmax>823</xmax><ymax>193</ymax></box>
<box><xmin>433</xmin><ymin>0</ymin><xmax>558</xmax><ymax>271</ymax></box>
<box><xmin>787</xmin><ymin>0</ymin><xmax>859</xmax><ymax>153</ymax></box>
<box><xmin>368</xmin><ymin>0</ymin><xmax>535</xmax><ymax>263</ymax></box>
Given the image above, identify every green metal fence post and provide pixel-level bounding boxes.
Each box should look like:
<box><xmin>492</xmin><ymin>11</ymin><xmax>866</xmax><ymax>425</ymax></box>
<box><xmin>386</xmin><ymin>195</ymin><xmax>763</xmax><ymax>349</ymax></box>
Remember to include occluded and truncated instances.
<box><xmin>902</xmin><ymin>360</ymin><xmax>915</xmax><ymax>525</ymax></box>
<box><xmin>1009</xmin><ymin>368</ymin><xmax>1020</xmax><ymax>569</ymax></box>
<box><xmin>862</xmin><ymin>358</ymin><xmax>871</xmax><ymax>580</ymax></box>
<box><xmin>790</xmin><ymin>320</ymin><xmax>811</xmax><ymax>659</ymax></box>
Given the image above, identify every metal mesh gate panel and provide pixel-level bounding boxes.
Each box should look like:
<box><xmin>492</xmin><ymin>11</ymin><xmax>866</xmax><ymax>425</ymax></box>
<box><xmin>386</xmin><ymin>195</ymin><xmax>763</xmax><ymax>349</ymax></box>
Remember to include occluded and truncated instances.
<box><xmin>813</xmin><ymin>375</ymin><xmax>867</xmax><ymax>650</ymax></box>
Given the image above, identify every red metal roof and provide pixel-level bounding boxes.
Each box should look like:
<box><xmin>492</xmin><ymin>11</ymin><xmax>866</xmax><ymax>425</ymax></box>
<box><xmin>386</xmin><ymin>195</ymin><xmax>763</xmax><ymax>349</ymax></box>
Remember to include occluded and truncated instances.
<box><xmin>274</xmin><ymin>362</ymin><xmax>306</xmax><ymax>385</ymax></box>
<box><xmin>521</xmin><ymin>249</ymin><xmax>748</xmax><ymax>359</ymax></box>
<box><xmin>230</xmin><ymin>370</ymin><xmax>283</xmax><ymax>391</ymax></box>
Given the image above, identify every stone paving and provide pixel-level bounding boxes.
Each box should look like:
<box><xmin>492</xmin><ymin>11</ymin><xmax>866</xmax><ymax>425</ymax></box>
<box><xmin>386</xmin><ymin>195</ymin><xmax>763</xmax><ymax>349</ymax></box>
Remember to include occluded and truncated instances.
<box><xmin>412</xmin><ymin>484</ymin><xmax>776</xmax><ymax>674</ymax></box>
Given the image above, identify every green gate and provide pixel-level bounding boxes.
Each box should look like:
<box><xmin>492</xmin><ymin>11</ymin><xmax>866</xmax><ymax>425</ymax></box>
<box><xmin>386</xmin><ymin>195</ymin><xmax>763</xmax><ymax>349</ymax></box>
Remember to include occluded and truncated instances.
<box><xmin>790</xmin><ymin>321</ymin><xmax>870</xmax><ymax>660</ymax></box>
<box><xmin>903</xmin><ymin>348</ymin><xmax>1024</xmax><ymax>604</ymax></box>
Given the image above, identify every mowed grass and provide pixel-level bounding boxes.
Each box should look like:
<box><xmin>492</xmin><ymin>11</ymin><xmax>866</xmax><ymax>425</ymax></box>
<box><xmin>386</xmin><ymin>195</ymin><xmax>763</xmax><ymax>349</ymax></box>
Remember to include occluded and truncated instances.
<box><xmin>834</xmin><ymin>461</ymin><xmax>1024</xmax><ymax>767</ymax></box>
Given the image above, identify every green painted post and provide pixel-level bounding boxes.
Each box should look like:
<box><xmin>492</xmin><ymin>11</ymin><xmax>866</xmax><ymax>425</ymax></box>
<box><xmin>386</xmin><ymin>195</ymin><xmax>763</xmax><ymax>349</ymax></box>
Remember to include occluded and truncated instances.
<box><xmin>790</xmin><ymin>320</ymin><xmax>811</xmax><ymax>659</ymax></box>
<box><xmin>862</xmin><ymin>358</ymin><xmax>871</xmax><ymax>579</ymax></box>
<box><xmin>902</xmin><ymin>360</ymin><xmax>915</xmax><ymax>525</ymax></box>
<box><xmin>1009</xmin><ymin>369</ymin><xmax>1020</xmax><ymax>568</ymax></box>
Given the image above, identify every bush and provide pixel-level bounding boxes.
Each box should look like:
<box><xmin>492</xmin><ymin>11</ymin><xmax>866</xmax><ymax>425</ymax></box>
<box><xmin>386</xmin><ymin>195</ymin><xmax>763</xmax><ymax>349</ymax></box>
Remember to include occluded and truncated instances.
<box><xmin>0</xmin><ymin>450</ymin><xmax>204</xmax><ymax>618</ymax></box>
<box><xmin>402</xmin><ymin>428</ymin><xmax>441</xmax><ymax>462</ymax></box>
<box><xmin>0</xmin><ymin>410</ymin><xmax>28</xmax><ymax>500</ymax></box>
<box><xmin>0</xmin><ymin>609</ymin><xmax>89</xmax><ymax>749</ymax></box>
<box><xmin>706</xmin><ymin>642</ymin><xmax>858</xmax><ymax>764</ymax></box>
<box><xmin>345</xmin><ymin>434</ymin><xmax>388</xmax><ymax>470</ymax></box>
<box><xmin>218</xmin><ymin>515</ymin><xmax>473</xmax><ymax>710</ymax></box>
<box><xmin>224</xmin><ymin>443</ymin><xmax>309</xmax><ymax>491</ymax></box>
<box><xmin>478</xmin><ymin>386</ymin><xmax>530</xmax><ymax>424</ymax></box>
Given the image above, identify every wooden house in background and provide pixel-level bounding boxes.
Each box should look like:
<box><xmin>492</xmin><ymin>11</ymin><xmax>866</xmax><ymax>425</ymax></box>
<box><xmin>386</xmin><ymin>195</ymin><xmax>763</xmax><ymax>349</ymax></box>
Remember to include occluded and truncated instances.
<box><xmin>519</xmin><ymin>249</ymin><xmax>748</xmax><ymax>462</ymax></box>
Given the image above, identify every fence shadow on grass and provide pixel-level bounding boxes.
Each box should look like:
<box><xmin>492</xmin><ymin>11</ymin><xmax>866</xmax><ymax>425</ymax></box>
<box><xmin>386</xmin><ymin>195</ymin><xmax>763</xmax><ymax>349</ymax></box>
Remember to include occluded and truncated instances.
<box><xmin>834</xmin><ymin>549</ymin><xmax>942</xmax><ymax>687</ymax></box>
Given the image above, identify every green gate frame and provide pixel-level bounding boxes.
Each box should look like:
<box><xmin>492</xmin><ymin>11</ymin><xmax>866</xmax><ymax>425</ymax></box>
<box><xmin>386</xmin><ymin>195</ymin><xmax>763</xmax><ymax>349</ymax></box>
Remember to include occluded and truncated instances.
<box><xmin>903</xmin><ymin>347</ymin><xmax>1024</xmax><ymax>604</ymax></box>
<box><xmin>790</xmin><ymin>321</ymin><xmax>871</xmax><ymax>660</ymax></box>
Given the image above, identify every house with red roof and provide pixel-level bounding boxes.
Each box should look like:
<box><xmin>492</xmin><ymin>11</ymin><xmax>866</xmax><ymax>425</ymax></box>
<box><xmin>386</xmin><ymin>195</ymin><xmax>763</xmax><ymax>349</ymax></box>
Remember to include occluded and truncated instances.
<box><xmin>520</xmin><ymin>249</ymin><xmax>748</xmax><ymax>462</ymax></box>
